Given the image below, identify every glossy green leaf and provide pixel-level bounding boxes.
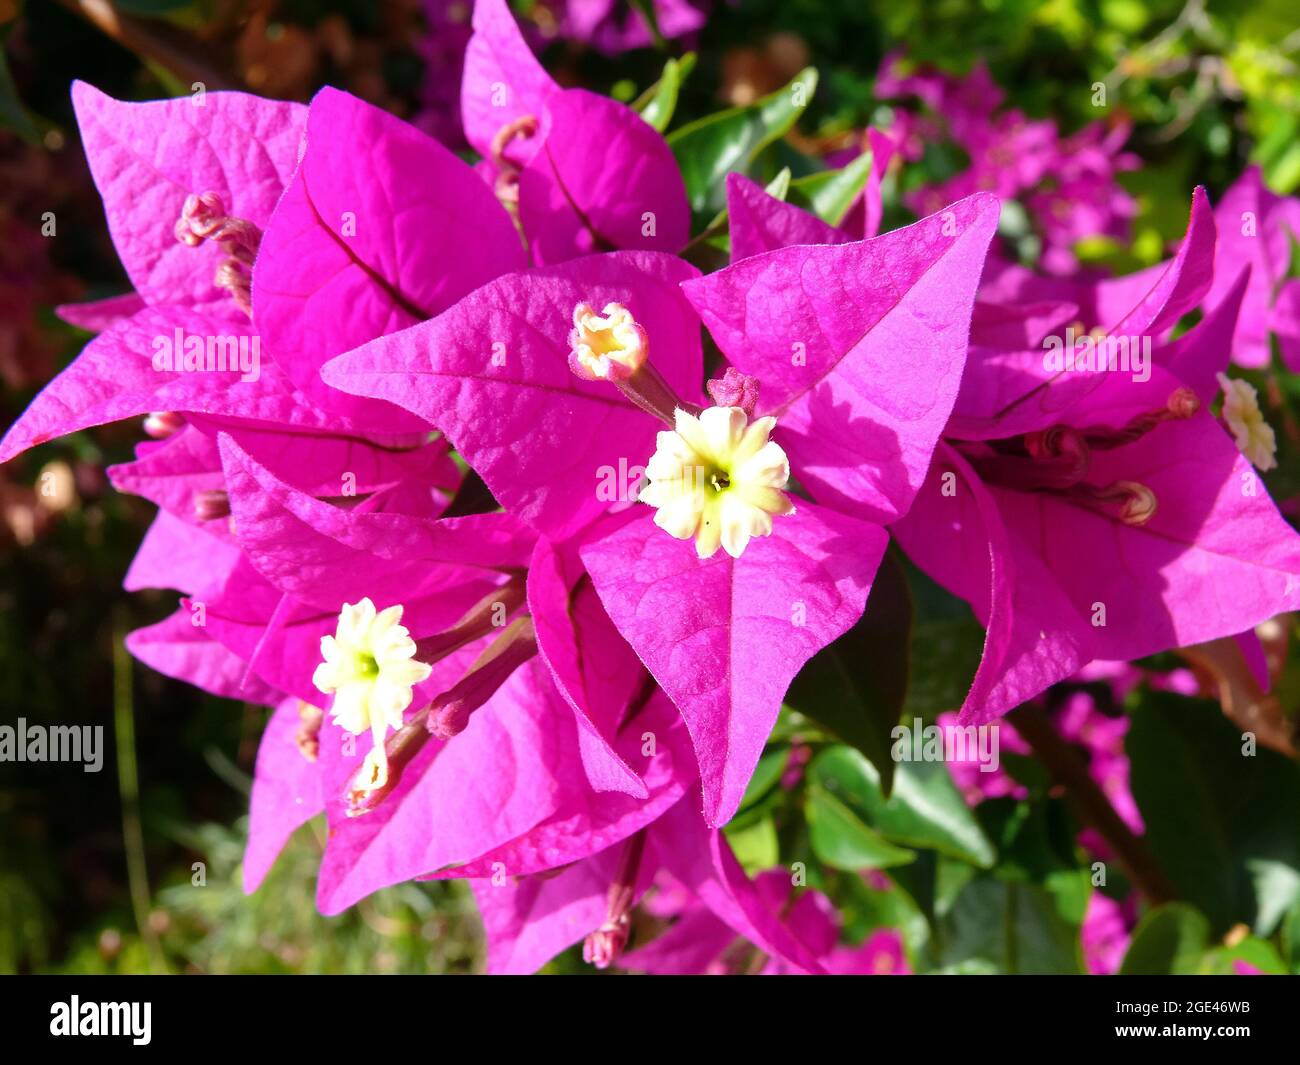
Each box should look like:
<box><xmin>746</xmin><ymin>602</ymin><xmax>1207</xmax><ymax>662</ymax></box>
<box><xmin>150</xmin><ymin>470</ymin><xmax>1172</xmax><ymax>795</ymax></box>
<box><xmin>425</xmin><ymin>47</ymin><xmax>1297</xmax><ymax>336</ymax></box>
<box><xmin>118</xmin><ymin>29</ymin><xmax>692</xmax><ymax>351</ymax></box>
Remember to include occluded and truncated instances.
<box><xmin>735</xmin><ymin>745</ymin><xmax>788</xmax><ymax>814</ymax></box>
<box><xmin>808</xmin><ymin>745</ymin><xmax>995</xmax><ymax>868</ymax></box>
<box><xmin>1128</xmin><ymin>694</ymin><xmax>1300</xmax><ymax>934</ymax></box>
<box><xmin>634</xmin><ymin>53</ymin><xmax>696</xmax><ymax>133</ymax></box>
<box><xmin>807</xmin><ymin>780</ymin><xmax>915</xmax><ymax>871</ymax></box>
<box><xmin>724</xmin><ymin>815</ymin><xmax>780</xmax><ymax>874</ymax></box>
<box><xmin>1119</xmin><ymin>903</ymin><xmax>1210</xmax><ymax>975</ymax></box>
<box><xmin>668</xmin><ymin>67</ymin><xmax>818</xmax><ymax>216</ymax></box>
<box><xmin>785</xmin><ymin>148</ymin><xmax>875</xmax><ymax>226</ymax></box>
<box><xmin>938</xmin><ymin>876</ymin><xmax>1081</xmax><ymax>974</ymax></box>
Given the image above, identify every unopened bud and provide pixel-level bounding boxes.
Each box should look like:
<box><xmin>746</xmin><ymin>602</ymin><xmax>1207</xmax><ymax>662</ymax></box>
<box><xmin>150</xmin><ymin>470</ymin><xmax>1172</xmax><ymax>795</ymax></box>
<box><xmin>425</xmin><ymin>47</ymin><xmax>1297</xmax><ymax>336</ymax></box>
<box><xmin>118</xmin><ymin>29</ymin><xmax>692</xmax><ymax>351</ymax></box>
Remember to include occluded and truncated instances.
<box><xmin>706</xmin><ymin>368</ymin><xmax>760</xmax><ymax>419</ymax></box>
<box><xmin>143</xmin><ymin>411</ymin><xmax>184</xmax><ymax>439</ymax></box>
<box><xmin>193</xmin><ymin>489</ymin><xmax>230</xmax><ymax>521</ymax></box>
<box><xmin>426</xmin><ymin>616</ymin><xmax>538</xmax><ymax>739</ymax></box>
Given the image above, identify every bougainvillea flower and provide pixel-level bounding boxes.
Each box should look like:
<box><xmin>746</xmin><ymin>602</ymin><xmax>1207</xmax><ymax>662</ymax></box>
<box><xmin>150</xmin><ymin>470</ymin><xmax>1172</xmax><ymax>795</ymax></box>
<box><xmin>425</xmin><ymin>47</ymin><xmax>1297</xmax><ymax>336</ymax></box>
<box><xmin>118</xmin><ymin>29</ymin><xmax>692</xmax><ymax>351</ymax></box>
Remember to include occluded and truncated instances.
<box><xmin>252</xmin><ymin>86</ymin><xmax>526</xmax><ymax>428</ymax></box>
<box><xmin>325</xmin><ymin>194</ymin><xmax>999</xmax><ymax>825</ymax></box>
<box><xmin>875</xmin><ymin>51</ymin><xmax>1137</xmax><ymax>274</ymax></box>
<box><xmin>107</xmin><ymin>422</ymin><xmax>461</xmax><ymax>542</ymax></box>
<box><xmin>622</xmin><ymin>866</ymin><xmax>908</xmax><ymax>975</ymax></box>
<box><xmin>106</xmin><ymin>422</ymin><xmax>546</xmax><ymax>902</ymax></box>
<box><xmin>1203</xmin><ymin>165</ymin><xmax>1300</xmax><ymax>369</ymax></box>
<box><xmin>1081</xmin><ymin>890</ymin><xmax>1137</xmax><ymax>976</ymax></box>
<box><xmin>950</xmin><ymin>189</ymin><xmax>1217</xmax><ymax>441</ymax></box>
<box><xmin>472</xmin><ymin>800</ymin><xmax>829</xmax><ymax>974</ymax></box>
<box><xmin>0</xmin><ymin>84</ymin><xmax>355</xmax><ymax>466</ymax></box>
<box><xmin>203</xmin><ymin>435</ymin><xmax>701</xmax><ymax>910</ymax></box>
<box><xmin>895</xmin><ymin>198</ymin><xmax>1300</xmax><ymax>724</ymax></box>
<box><xmin>460</xmin><ymin>0</ymin><xmax>689</xmax><ymax>264</ymax></box>
<box><xmin>561</xmin><ymin>0</ymin><xmax>708</xmax><ymax>55</ymax></box>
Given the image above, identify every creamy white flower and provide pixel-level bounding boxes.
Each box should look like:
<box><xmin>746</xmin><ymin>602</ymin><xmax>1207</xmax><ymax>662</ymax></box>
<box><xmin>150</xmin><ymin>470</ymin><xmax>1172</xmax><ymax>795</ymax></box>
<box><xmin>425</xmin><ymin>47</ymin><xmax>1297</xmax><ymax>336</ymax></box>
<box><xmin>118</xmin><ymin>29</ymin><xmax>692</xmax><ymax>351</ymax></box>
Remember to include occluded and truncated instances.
<box><xmin>568</xmin><ymin>302</ymin><xmax>647</xmax><ymax>380</ymax></box>
<box><xmin>1217</xmin><ymin>372</ymin><xmax>1277</xmax><ymax>471</ymax></box>
<box><xmin>639</xmin><ymin>406</ymin><xmax>795</xmax><ymax>559</ymax></box>
<box><xmin>312</xmin><ymin>598</ymin><xmax>432</xmax><ymax>787</ymax></box>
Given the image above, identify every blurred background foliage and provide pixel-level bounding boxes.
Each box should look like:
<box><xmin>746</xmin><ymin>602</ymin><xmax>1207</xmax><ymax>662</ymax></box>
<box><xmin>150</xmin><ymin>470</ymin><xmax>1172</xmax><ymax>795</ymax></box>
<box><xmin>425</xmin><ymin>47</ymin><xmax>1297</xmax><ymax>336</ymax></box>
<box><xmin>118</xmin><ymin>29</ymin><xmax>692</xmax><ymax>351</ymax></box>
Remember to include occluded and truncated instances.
<box><xmin>1</xmin><ymin>0</ymin><xmax>1299</xmax><ymax>974</ymax></box>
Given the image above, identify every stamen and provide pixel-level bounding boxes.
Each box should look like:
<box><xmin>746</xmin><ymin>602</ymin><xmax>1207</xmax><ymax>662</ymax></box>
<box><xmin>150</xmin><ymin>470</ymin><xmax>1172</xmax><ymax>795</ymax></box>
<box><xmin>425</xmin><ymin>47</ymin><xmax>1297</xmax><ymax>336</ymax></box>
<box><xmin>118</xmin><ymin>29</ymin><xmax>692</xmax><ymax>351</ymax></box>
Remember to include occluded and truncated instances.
<box><xmin>1021</xmin><ymin>425</ymin><xmax>1090</xmax><ymax>484</ymax></box>
<box><xmin>1063</xmin><ymin>479</ymin><xmax>1158</xmax><ymax>526</ymax></box>
<box><xmin>426</xmin><ymin>616</ymin><xmax>538</xmax><ymax>739</ymax></box>
<box><xmin>489</xmin><ymin>115</ymin><xmax>540</xmax><ymax>209</ymax></box>
<box><xmin>583</xmin><ymin>830</ymin><xmax>647</xmax><ymax>970</ymax></box>
<box><xmin>489</xmin><ymin>115</ymin><xmax>540</xmax><ymax>171</ymax></box>
<box><xmin>1082</xmin><ymin>387</ymin><xmax>1200</xmax><ymax>451</ymax></box>
<box><xmin>959</xmin><ymin>433</ymin><xmax>1090</xmax><ymax>492</ymax></box>
<box><xmin>174</xmin><ymin>191</ymin><xmax>261</xmax><ymax>318</ymax></box>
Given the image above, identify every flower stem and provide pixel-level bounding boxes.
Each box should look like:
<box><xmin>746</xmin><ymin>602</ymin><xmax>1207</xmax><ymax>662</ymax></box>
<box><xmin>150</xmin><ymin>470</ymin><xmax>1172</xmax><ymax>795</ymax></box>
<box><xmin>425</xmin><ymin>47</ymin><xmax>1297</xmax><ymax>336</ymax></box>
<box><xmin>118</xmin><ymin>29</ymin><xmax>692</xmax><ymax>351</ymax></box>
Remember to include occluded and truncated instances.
<box><xmin>113</xmin><ymin>607</ymin><xmax>167</xmax><ymax>974</ymax></box>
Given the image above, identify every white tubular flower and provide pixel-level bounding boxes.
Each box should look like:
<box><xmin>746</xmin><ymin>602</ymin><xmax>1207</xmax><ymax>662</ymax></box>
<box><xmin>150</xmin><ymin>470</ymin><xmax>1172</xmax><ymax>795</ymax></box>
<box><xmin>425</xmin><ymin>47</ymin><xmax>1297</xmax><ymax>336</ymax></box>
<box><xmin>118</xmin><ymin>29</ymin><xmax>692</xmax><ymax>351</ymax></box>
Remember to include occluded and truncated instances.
<box><xmin>312</xmin><ymin>598</ymin><xmax>432</xmax><ymax>786</ymax></box>
<box><xmin>1218</xmin><ymin>372</ymin><xmax>1278</xmax><ymax>471</ymax></box>
<box><xmin>568</xmin><ymin>302</ymin><xmax>648</xmax><ymax>381</ymax></box>
<box><xmin>639</xmin><ymin>406</ymin><xmax>795</xmax><ymax>559</ymax></box>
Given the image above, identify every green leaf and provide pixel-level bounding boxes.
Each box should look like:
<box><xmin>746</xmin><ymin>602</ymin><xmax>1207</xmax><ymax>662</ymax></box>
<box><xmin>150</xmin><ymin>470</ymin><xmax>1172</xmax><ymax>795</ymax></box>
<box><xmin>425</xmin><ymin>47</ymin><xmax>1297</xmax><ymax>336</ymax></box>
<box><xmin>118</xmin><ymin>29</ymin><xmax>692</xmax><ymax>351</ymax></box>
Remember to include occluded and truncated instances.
<box><xmin>976</xmin><ymin>796</ymin><xmax>1078</xmax><ymax>883</ymax></box>
<box><xmin>668</xmin><ymin>67</ymin><xmax>818</xmax><ymax>217</ymax></box>
<box><xmin>724</xmin><ymin>815</ymin><xmax>780</xmax><ymax>874</ymax></box>
<box><xmin>836</xmin><ymin>869</ymin><xmax>929</xmax><ymax>952</ymax></box>
<box><xmin>735</xmin><ymin>745</ymin><xmax>788</xmax><ymax>814</ymax></box>
<box><xmin>807</xmin><ymin>780</ymin><xmax>916</xmax><ymax>872</ymax></box>
<box><xmin>1128</xmin><ymin>694</ymin><xmax>1300</xmax><ymax>934</ymax></box>
<box><xmin>1281</xmin><ymin>898</ymin><xmax>1300</xmax><ymax>973</ymax></box>
<box><xmin>785</xmin><ymin>148</ymin><xmax>875</xmax><ymax>227</ymax></box>
<box><xmin>634</xmin><ymin>53</ymin><xmax>696</xmax><ymax>132</ymax></box>
<box><xmin>1119</xmin><ymin>903</ymin><xmax>1210</xmax><ymax>975</ymax></box>
<box><xmin>1202</xmin><ymin>936</ymin><xmax>1288</xmax><ymax>976</ymax></box>
<box><xmin>900</xmin><ymin>561</ymin><xmax>985</xmax><ymax>717</ymax></box>
<box><xmin>939</xmin><ymin>876</ymin><xmax>1081</xmax><ymax>974</ymax></box>
<box><xmin>784</xmin><ymin>550</ymin><xmax>910</xmax><ymax>793</ymax></box>
<box><xmin>807</xmin><ymin>746</ymin><xmax>995</xmax><ymax>868</ymax></box>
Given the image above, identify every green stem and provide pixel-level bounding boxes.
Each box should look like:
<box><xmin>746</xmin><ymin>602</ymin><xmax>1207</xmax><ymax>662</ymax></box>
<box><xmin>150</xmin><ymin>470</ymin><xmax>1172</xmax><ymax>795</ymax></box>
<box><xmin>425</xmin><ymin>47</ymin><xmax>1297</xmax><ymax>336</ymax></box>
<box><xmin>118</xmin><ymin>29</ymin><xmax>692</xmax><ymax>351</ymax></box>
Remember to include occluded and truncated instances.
<box><xmin>113</xmin><ymin>608</ymin><xmax>166</xmax><ymax>974</ymax></box>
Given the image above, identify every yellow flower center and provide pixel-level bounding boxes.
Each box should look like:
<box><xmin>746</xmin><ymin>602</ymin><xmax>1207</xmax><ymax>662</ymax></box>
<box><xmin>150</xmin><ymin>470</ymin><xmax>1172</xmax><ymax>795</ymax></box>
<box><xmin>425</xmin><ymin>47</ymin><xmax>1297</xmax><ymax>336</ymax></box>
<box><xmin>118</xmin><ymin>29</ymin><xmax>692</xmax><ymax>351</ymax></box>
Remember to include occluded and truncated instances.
<box><xmin>1217</xmin><ymin>372</ymin><xmax>1277</xmax><ymax>471</ymax></box>
<box><xmin>639</xmin><ymin>406</ymin><xmax>795</xmax><ymax>559</ymax></box>
<box><xmin>312</xmin><ymin>598</ymin><xmax>433</xmax><ymax>787</ymax></box>
<box><xmin>569</xmin><ymin>302</ymin><xmax>647</xmax><ymax>380</ymax></box>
